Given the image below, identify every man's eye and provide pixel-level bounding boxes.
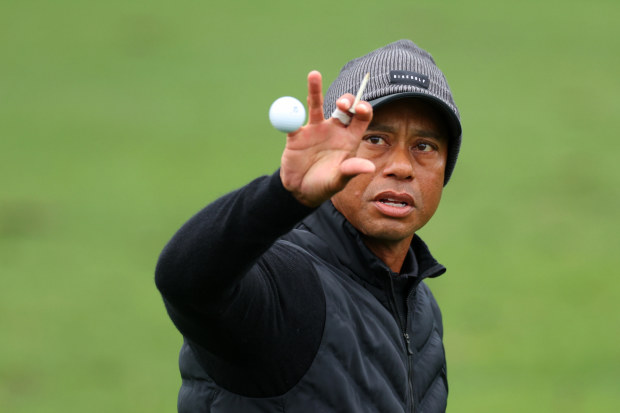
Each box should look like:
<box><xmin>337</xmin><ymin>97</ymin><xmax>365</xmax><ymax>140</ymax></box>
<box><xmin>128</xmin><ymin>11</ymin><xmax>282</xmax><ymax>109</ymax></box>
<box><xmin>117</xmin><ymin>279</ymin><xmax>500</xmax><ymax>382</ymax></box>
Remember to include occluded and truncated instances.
<box><xmin>415</xmin><ymin>142</ymin><xmax>435</xmax><ymax>152</ymax></box>
<box><xmin>366</xmin><ymin>136</ymin><xmax>386</xmax><ymax>145</ymax></box>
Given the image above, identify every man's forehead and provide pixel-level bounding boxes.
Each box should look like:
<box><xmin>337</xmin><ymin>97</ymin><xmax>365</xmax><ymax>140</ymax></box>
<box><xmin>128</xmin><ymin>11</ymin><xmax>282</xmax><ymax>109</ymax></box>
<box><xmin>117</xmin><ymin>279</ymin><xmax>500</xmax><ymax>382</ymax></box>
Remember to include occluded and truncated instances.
<box><xmin>369</xmin><ymin>99</ymin><xmax>449</xmax><ymax>139</ymax></box>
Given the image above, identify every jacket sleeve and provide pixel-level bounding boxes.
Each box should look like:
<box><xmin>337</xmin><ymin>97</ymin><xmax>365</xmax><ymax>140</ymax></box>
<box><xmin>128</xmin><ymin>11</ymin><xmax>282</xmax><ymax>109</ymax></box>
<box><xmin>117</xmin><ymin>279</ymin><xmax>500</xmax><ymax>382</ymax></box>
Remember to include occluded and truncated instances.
<box><xmin>154</xmin><ymin>171</ymin><xmax>327</xmax><ymax>397</ymax></box>
<box><xmin>155</xmin><ymin>172</ymin><xmax>325</xmax><ymax>397</ymax></box>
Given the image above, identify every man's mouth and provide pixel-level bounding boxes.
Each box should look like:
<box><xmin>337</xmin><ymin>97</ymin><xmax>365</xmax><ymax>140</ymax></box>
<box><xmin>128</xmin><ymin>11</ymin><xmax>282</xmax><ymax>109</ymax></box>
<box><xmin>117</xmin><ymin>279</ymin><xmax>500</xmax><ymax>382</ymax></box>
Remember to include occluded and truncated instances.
<box><xmin>373</xmin><ymin>192</ymin><xmax>415</xmax><ymax>217</ymax></box>
<box><xmin>379</xmin><ymin>198</ymin><xmax>409</xmax><ymax>208</ymax></box>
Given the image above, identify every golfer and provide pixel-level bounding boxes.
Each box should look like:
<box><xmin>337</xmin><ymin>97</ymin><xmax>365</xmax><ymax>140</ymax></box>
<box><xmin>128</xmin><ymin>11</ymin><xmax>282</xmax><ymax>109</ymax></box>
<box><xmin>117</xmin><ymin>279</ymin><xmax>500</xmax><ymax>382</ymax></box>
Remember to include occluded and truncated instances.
<box><xmin>156</xmin><ymin>39</ymin><xmax>462</xmax><ymax>413</ymax></box>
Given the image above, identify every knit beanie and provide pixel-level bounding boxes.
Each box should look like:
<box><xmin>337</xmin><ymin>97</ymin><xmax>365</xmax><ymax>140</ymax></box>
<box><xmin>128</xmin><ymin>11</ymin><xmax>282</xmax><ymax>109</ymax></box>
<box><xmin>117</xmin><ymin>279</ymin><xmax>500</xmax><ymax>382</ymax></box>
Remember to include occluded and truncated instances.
<box><xmin>324</xmin><ymin>40</ymin><xmax>462</xmax><ymax>184</ymax></box>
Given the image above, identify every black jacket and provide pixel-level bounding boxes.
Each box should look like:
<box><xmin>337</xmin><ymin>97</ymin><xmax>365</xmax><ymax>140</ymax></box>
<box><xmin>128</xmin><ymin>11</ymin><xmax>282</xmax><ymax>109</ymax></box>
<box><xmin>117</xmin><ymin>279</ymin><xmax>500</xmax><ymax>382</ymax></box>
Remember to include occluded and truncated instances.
<box><xmin>156</xmin><ymin>172</ymin><xmax>449</xmax><ymax>412</ymax></box>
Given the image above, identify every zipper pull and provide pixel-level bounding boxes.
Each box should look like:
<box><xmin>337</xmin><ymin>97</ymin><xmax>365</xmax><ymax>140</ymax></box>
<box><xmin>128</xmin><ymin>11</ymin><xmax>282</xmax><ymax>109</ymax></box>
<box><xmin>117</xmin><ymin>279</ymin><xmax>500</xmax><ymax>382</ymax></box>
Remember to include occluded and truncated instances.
<box><xmin>403</xmin><ymin>332</ymin><xmax>413</xmax><ymax>355</ymax></box>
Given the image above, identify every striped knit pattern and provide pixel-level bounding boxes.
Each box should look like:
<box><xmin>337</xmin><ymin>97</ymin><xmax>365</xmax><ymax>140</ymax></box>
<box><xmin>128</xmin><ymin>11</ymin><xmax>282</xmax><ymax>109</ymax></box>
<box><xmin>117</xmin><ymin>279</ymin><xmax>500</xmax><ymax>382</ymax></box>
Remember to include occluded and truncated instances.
<box><xmin>323</xmin><ymin>39</ymin><xmax>462</xmax><ymax>184</ymax></box>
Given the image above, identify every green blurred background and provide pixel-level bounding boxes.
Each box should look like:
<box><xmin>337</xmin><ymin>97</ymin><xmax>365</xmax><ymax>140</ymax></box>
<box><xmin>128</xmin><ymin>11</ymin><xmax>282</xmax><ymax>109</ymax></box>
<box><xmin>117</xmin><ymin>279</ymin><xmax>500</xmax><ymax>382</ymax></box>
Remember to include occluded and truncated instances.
<box><xmin>1</xmin><ymin>0</ymin><xmax>618</xmax><ymax>411</ymax></box>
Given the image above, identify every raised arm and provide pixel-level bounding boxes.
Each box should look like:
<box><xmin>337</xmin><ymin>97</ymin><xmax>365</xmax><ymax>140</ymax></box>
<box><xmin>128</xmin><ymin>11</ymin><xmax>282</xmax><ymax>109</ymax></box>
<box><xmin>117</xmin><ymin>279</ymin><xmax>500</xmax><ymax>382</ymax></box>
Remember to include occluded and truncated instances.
<box><xmin>156</xmin><ymin>71</ymin><xmax>375</xmax><ymax>305</ymax></box>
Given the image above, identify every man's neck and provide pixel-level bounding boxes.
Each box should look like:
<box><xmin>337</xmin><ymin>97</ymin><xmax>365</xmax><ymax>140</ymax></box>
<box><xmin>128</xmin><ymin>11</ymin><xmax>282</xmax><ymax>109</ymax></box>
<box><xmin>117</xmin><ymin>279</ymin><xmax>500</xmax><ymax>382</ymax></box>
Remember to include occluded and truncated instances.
<box><xmin>361</xmin><ymin>235</ymin><xmax>413</xmax><ymax>273</ymax></box>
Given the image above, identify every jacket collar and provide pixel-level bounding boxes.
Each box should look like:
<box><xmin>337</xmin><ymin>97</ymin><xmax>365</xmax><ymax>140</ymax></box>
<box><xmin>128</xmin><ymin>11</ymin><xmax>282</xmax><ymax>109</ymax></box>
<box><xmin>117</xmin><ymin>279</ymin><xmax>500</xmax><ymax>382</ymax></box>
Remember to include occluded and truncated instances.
<box><xmin>298</xmin><ymin>202</ymin><xmax>446</xmax><ymax>288</ymax></box>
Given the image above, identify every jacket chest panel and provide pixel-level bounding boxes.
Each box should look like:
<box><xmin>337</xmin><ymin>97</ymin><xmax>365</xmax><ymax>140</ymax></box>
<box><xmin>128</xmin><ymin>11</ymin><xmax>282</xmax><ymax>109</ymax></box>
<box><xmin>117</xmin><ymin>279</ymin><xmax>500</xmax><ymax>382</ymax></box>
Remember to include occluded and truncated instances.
<box><xmin>284</xmin><ymin>260</ymin><xmax>411</xmax><ymax>412</ymax></box>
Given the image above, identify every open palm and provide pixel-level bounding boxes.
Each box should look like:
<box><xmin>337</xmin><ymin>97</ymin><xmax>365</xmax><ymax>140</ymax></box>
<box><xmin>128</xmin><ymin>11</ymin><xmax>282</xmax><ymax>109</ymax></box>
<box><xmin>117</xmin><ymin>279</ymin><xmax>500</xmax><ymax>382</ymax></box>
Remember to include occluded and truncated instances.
<box><xmin>280</xmin><ymin>71</ymin><xmax>375</xmax><ymax>207</ymax></box>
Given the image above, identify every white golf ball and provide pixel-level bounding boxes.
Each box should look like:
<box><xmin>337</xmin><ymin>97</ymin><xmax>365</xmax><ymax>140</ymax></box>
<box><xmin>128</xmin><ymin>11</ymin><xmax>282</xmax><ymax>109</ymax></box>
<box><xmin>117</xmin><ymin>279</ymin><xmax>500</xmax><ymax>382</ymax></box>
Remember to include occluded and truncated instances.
<box><xmin>269</xmin><ymin>96</ymin><xmax>306</xmax><ymax>133</ymax></box>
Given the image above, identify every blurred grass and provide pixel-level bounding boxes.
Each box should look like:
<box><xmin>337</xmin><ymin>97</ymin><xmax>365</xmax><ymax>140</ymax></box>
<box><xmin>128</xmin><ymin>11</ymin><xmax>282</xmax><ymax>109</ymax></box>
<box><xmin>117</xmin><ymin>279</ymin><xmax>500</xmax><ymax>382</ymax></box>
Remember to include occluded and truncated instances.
<box><xmin>1</xmin><ymin>0</ymin><xmax>619</xmax><ymax>412</ymax></box>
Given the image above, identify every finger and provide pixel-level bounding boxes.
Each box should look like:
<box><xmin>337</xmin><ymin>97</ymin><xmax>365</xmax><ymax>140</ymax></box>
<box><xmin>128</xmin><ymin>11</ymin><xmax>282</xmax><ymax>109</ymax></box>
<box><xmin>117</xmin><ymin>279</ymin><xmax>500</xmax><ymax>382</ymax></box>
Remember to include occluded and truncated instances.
<box><xmin>335</xmin><ymin>94</ymin><xmax>356</xmax><ymax>112</ymax></box>
<box><xmin>346</xmin><ymin>101</ymin><xmax>373</xmax><ymax>136</ymax></box>
<box><xmin>330</xmin><ymin>94</ymin><xmax>356</xmax><ymax>126</ymax></box>
<box><xmin>307</xmin><ymin>71</ymin><xmax>324</xmax><ymax>124</ymax></box>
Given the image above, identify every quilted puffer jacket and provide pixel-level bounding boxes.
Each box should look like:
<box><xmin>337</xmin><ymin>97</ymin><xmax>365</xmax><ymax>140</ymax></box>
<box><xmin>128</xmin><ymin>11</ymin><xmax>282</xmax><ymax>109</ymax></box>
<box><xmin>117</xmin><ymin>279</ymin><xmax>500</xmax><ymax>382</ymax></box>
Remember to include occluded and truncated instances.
<box><xmin>156</xmin><ymin>172</ymin><xmax>449</xmax><ymax>412</ymax></box>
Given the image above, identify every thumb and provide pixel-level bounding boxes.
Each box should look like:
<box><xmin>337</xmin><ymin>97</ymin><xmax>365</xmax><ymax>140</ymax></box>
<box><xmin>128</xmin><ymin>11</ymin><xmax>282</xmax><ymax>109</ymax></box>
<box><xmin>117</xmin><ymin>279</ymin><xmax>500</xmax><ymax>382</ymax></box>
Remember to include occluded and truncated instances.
<box><xmin>340</xmin><ymin>158</ymin><xmax>375</xmax><ymax>177</ymax></box>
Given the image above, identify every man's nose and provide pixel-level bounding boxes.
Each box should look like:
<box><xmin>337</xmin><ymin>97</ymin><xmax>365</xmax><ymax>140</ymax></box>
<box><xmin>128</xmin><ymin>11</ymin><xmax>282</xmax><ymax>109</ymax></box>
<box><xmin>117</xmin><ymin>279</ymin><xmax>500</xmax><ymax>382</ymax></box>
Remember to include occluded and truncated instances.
<box><xmin>383</xmin><ymin>145</ymin><xmax>414</xmax><ymax>180</ymax></box>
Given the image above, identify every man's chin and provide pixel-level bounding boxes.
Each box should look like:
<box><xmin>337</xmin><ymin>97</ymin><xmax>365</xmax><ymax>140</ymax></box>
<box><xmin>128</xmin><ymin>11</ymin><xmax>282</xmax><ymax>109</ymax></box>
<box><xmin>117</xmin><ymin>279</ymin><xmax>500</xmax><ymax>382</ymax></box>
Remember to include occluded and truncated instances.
<box><xmin>359</xmin><ymin>222</ymin><xmax>417</xmax><ymax>245</ymax></box>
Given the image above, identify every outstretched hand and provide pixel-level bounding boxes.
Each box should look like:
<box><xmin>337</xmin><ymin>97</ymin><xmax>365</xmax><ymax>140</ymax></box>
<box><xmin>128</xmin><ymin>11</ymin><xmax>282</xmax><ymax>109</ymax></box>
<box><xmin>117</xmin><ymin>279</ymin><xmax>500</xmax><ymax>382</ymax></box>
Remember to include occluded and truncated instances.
<box><xmin>280</xmin><ymin>71</ymin><xmax>375</xmax><ymax>207</ymax></box>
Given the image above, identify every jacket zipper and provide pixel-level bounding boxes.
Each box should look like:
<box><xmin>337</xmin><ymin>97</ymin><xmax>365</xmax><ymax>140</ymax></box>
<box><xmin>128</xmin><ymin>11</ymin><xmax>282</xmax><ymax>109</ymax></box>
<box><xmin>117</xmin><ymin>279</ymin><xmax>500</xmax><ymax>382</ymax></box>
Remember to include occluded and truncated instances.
<box><xmin>387</xmin><ymin>274</ymin><xmax>417</xmax><ymax>413</ymax></box>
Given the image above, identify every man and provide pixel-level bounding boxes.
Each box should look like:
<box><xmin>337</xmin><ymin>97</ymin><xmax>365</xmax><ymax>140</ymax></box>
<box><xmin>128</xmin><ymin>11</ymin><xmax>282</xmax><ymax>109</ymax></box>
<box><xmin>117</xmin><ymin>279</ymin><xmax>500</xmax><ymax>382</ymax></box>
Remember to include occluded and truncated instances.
<box><xmin>155</xmin><ymin>39</ymin><xmax>462</xmax><ymax>412</ymax></box>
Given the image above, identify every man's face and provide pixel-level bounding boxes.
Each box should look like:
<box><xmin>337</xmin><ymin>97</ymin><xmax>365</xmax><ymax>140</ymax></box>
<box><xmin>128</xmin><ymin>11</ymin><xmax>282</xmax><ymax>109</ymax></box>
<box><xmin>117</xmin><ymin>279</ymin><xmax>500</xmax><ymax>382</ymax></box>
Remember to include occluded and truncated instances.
<box><xmin>332</xmin><ymin>98</ymin><xmax>449</xmax><ymax>247</ymax></box>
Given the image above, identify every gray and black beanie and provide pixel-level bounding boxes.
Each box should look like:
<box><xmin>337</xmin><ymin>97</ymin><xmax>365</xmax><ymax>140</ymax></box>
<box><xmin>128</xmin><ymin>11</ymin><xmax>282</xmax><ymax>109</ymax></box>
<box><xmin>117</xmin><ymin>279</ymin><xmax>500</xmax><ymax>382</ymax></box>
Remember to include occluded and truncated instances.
<box><xmin>324</xmin><ymin>39</ymin><xmax>462</xmax><ymax>185</ymax></box>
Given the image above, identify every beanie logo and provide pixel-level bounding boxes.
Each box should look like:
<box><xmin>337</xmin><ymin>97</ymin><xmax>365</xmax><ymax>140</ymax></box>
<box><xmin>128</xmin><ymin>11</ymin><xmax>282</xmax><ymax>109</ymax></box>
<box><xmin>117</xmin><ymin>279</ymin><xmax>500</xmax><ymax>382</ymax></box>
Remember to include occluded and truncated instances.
<box><xmin>389</xmin><ymin>70</ymin><xmax>429</xmax><ymax>89</ymax></box>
